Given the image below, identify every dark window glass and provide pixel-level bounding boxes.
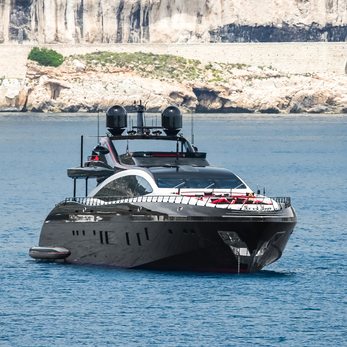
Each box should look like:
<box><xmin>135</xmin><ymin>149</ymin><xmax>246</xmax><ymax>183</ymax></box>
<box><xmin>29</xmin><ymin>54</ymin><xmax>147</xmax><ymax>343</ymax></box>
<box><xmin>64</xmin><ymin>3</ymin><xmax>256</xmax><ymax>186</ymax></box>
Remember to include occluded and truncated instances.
<box><xmin>155</xmin><ymin>176</ymin><xmax>246</xmax><ymax>189</ymax></box>
<box><xmin>95</xmin><ymin>175</ymin><xmax>153</xmax><ymax>198</ymax></box>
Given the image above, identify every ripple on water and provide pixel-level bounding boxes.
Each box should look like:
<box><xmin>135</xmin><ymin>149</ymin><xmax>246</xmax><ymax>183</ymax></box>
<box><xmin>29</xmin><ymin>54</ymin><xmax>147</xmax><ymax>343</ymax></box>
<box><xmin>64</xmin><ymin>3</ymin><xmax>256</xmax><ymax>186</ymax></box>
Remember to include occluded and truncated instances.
<box><xmin>1</xmin><ymin>114</ymin><xmax>346</xmax><ymax>346</ymax></box>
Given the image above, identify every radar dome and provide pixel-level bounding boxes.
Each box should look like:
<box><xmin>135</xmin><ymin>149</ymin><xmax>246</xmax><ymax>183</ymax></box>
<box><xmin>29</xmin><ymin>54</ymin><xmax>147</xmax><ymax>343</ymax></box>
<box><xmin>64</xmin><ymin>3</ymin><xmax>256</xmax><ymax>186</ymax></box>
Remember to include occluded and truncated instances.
<box><xmin>106</xmin><ymin>105</ymin><xmax>127</xmax><ymax>135</ymax></box>
<box><xmin>161</xmin><ymin>106</ymin><xmax>182</xmax><ymax>136</ymax></box>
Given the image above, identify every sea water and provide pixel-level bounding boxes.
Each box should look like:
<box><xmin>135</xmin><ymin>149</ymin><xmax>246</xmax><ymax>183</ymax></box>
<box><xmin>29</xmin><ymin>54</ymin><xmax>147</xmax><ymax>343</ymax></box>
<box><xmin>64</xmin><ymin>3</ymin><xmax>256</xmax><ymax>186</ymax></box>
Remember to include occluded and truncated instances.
<box><xmin>0</xmin><ymin>113</ymin><xmax>346</xmax><ymax>347</ymax></box>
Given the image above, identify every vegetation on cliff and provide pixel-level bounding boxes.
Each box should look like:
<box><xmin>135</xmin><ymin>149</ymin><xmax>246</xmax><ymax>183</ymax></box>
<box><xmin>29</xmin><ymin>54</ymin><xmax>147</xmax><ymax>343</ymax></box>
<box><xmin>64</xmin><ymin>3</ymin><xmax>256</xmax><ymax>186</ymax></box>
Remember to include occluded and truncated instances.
<box><xmin>28</xmin><ymin>47</ymin><xmax>64</xmax><ymax>67</ymax></box>
<box><xmin>73</xmin><ymin>51</ymin><xmax>251</xmax><ymax>84</ymax></box>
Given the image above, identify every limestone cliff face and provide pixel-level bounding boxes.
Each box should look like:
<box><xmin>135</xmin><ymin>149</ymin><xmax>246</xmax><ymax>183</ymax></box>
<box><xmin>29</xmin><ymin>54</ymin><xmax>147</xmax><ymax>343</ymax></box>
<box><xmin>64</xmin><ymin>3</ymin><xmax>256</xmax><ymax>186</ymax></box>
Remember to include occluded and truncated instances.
<box><xmin>1</xmin><ymin>0</ymin><xmax>346</xmax><ymax>44</ymax></box>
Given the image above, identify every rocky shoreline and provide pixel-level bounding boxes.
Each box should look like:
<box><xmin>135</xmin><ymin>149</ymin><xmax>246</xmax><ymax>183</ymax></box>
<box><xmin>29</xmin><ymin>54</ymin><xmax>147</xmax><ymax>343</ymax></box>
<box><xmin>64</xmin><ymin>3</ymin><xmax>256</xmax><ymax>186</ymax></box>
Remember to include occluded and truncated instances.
<box><xmin>0</xmin><ymin>50</ymin><xmax>346</xmax><ymax>114</ymax></box>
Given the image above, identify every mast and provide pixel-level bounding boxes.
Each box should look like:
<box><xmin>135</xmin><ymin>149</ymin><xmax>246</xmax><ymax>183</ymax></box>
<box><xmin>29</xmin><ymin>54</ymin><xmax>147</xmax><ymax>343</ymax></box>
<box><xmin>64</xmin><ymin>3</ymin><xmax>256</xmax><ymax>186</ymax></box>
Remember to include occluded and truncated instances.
<box><xmin>136</xmin><ymin>101</ymin><xmax>145</xmax><ymax>134</ymax></box>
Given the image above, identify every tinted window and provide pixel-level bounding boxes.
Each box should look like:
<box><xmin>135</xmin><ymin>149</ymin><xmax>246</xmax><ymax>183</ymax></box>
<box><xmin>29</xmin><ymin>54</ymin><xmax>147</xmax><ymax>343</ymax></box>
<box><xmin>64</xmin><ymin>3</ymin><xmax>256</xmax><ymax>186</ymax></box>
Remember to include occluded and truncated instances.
<box><xmin>155</xmin><ymin>176</ymin><xmax>246</xmax><ymax>189</ymax></box>
<box><xmin>94</xmin><ymin>175</ymin><xmax>153</xmax><ymax>198</ymax></box>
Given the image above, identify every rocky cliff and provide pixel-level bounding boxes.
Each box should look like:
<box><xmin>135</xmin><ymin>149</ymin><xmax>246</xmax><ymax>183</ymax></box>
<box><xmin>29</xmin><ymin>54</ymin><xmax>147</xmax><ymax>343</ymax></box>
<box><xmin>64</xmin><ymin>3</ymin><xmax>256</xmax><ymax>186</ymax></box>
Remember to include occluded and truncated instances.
<box><xmin>1</xmin><ymin>0</ymin><xmax>347</xmax><ymax>44</ymax></box>
<box><xmin>1</xmin><ymin>51</ymin><xmax>345</xmax><ymax>114</ymax></box>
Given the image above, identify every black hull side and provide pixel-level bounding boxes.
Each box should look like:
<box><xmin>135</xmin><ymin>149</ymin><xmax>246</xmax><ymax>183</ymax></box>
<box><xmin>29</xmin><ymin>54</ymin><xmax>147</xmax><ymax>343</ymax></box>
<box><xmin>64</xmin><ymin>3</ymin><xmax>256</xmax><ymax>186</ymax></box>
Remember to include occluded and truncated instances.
<box><xmin>135</xmin><ymin>220</ymin><xmax>293</xmax><ymax>273</ymax></box>
<box><xmin>37</xmin><ymin>201</ymin><xmax>296</xmax><ymax>273</ymax></box>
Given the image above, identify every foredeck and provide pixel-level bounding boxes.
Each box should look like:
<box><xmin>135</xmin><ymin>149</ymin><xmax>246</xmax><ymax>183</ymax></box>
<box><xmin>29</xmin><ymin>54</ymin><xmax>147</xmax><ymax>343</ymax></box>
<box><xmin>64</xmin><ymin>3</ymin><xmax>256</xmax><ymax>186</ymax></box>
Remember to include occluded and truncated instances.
<box><xmin>63</xmin><ymin>195</ymin><xmax>292</xmax><ymax>212</ymax></box>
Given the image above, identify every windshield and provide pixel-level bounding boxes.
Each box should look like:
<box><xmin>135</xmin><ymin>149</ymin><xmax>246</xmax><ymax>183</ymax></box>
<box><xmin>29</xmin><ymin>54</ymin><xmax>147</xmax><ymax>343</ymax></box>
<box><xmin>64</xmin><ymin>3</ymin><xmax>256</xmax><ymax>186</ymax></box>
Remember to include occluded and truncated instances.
<box><xmin>154</xmin><ymin>174</ymin><xmax>246</xmax><ymax>189</ymax></box>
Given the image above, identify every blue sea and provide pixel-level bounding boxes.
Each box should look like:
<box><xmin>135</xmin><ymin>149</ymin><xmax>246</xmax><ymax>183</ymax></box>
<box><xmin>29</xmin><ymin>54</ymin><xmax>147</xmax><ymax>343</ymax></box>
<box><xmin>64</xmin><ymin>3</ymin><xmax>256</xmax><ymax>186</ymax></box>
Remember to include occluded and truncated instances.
<box><xmin>0</xmin><ymin>113</ymin><xmax>346</xmax><ymax>346</ymax></box>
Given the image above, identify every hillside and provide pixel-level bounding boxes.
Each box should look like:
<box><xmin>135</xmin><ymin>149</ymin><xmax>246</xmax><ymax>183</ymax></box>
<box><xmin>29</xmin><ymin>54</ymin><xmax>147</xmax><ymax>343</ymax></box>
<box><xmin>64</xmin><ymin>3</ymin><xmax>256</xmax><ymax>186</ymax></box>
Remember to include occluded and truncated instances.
<box><xmin>1</xmin><ymin>50</ymin><xmax>345</xmax><ymax>114</ymax></box>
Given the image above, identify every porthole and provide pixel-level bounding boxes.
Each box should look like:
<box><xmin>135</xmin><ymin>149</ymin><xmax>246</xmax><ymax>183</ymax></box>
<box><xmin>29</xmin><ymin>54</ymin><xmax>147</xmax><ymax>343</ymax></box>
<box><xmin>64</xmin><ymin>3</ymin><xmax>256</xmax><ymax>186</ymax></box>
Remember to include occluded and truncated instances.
<box><xmin>105</xmin><ymin>231</ymin><xmax>109</xmax><ymax>245</ymax></box>
<box><xmin>126</xmin><ymin>232</ymin><xmax>130</xmax><ymax>245</ymax></box>
<box><xmin>136</xmin><ymin>233</ymin><xmax>142</xmax><ymax>246</ymax></box>
<box><xmin>99</xmin><ymin>231</ymin><xmax>103</xmax><ymax>244</ymax></box>
<box><xmin>145</xmin><ymin>228</ymin><xmax>149</xmax><ymax>240</ymax></box>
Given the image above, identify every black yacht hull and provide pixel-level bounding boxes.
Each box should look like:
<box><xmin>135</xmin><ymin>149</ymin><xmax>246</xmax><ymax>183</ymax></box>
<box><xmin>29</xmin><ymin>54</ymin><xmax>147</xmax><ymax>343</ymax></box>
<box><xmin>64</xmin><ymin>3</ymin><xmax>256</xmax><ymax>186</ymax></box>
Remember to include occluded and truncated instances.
<box><xmin>37</xmin><ymin>199</ymin><xmax>296</xmax><ymax>273</ymax></box>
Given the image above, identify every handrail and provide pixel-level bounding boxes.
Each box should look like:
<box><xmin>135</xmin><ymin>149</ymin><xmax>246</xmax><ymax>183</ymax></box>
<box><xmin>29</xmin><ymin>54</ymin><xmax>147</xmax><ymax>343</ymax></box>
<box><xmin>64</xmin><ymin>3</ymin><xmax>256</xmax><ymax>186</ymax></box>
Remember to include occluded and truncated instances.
<box><xmin>271</xmin><ymin>196</ymin><xmax>291</xmax><ymax>208</ymax></box>
<box><xmin>62</xmin><ymin>195</ymin><xmax>292</xmax><ymax>211</ymax></box>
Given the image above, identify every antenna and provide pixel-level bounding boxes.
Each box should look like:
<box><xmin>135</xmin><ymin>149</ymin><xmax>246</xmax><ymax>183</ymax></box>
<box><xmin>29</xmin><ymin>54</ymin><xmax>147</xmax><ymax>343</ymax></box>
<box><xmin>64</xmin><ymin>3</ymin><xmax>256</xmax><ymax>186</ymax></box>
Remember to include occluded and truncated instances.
<box><xmin>126</xmin><ymin>140</ymin><xmax>129</xmax><ymax>154</ymax></box>
<box><xmin>80</xmin><ymin>135</ymin><xmax>84</xmax><ymax>167</ymax></box>
<box><xmin>191</xmin><ymin>112</ymin><xmax>195</xmax><ymax>145</ymax></box>
<box><xmin>136</xmin><ymin>100</ymin><xmax>145</xmax><ymax>134</ymax></box>
<box><xmin>97</xmin><ymin>109</ymin><xmax>100</xmax><ymax>143</ymax></box>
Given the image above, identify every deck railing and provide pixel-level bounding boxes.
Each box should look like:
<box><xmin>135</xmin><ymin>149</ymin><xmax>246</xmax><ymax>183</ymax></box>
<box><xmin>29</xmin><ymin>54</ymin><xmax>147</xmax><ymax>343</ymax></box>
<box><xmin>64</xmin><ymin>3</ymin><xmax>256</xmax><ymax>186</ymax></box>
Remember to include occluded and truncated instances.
<box><xmin>271</xmin><ymin>196</ymin><xmax>292</xmax><ymax>208</ymax></box>
<box><xmin>63</xmin><ymin>195</ymin><xmax>291</xmax><ymax>211</ymax></box>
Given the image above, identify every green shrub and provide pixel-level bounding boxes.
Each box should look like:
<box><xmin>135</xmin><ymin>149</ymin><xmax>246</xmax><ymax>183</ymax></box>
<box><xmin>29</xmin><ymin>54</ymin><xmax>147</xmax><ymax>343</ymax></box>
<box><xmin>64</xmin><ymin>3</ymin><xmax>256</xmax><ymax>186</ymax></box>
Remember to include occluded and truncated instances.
<box><xmin>28</xmin><ymin>47</ymin><xmax>64</xmax><ymax>67</ymax></box>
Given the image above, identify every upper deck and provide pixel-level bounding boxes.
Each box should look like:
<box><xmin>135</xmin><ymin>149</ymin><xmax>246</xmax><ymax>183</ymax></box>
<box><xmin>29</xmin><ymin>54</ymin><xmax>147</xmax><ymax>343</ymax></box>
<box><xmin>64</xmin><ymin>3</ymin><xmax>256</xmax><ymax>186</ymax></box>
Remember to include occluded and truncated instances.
<box><xmin>68</xmin><ymin>104</ymin><xmax>209</xmax><ymax>181</ymax></box>
<box><xmin>100</xmin><ymin>134</ymin><xmax>209</xmax><ymax>168</ymax></box>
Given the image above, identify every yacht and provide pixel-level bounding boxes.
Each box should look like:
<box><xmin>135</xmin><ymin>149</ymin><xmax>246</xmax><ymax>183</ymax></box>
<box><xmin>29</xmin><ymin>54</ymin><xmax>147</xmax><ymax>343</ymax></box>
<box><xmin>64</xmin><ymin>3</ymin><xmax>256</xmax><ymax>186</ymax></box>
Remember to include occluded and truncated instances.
<box><xmin>29</xmin><ymin>104</ymin><xmax>296</xmax><ymax>273</ymax></box>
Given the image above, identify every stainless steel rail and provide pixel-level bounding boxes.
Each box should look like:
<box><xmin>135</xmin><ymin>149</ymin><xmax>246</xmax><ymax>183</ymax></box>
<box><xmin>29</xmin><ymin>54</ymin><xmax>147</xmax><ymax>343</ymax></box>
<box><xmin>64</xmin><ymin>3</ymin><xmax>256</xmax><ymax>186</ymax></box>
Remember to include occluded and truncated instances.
<box><xmin>63</xmin><ymin>195</ymin><xmax>291</xmax><ymax>210</ymax></box>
